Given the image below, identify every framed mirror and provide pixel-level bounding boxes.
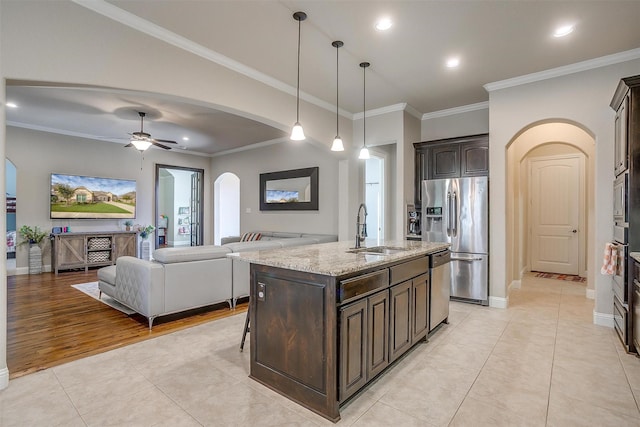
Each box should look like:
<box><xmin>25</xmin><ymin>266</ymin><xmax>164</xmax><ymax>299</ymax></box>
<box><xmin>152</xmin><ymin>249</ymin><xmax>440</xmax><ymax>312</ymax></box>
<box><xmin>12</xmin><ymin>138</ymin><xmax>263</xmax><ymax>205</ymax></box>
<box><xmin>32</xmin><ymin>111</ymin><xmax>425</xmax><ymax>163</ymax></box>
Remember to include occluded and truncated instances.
<box><xmin>259</xmin><ymin>167</ymin><xmax>319</xmax><ymax>211</ymax></box>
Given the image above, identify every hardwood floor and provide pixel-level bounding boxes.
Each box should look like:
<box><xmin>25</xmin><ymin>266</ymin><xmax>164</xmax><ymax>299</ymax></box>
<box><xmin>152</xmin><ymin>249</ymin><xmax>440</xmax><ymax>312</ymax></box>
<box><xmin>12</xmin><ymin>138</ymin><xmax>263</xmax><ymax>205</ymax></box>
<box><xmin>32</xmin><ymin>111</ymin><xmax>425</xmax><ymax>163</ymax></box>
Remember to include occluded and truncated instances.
<box><xmin>7</xmin><ymin>269</ymin><xmax>247</xmax><ymax>379</ymax></box>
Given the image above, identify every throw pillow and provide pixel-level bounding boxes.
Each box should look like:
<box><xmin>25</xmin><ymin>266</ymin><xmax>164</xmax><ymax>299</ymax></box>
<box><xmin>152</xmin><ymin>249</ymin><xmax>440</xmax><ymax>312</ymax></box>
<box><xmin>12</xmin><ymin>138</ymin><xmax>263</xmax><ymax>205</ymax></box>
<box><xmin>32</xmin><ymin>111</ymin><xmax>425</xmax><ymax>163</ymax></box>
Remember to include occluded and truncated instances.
<box><xmin>240</xmin><ymin>232</ymin><xmax>262</xmax><ymax>242</ymax></box>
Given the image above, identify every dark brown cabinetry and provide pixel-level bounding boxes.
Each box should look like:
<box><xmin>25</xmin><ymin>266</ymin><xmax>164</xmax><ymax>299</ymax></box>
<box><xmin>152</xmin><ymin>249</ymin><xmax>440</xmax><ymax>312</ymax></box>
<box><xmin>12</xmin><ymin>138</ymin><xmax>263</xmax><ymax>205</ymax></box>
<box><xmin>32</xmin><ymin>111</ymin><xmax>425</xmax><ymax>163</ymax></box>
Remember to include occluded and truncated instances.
<box><xmin>611</xmin><ymin>75</ymin><xmax>640</xmax><ymax>353</ymax></box>
<box><xmin>250</xmin><ymin>253</ymin><xmax>432</xmax><ymax>421</ymax></box>
<box><xmin>413</xmin><ymin>133</ymin><xmax>489</xmax><ymax>206</ymax></box>
<box><xmin>339</xmin><ymin>289</ymin><xmax>389</xmax><ymax>402</ymax></box>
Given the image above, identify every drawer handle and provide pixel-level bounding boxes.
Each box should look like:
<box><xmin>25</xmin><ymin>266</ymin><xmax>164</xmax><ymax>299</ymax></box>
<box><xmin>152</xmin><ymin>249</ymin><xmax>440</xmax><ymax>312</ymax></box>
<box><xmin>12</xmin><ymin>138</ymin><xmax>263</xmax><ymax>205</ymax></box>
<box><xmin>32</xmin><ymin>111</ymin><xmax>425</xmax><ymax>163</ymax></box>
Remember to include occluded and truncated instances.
<box><xmin>451</xmin><ymin>257</ymin><xmax>483</xmax><ymax>262</ymax></box>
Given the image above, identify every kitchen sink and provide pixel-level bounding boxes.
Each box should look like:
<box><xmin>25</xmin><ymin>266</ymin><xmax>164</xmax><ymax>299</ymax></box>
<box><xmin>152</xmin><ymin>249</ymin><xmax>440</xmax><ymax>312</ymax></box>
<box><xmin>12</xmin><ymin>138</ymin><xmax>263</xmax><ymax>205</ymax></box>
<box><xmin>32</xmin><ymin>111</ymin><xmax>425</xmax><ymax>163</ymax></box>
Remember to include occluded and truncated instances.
<box><xmin>347</xmin><ymin>246</ymin><xmax>408</xmax><ymax>255</ymax></box>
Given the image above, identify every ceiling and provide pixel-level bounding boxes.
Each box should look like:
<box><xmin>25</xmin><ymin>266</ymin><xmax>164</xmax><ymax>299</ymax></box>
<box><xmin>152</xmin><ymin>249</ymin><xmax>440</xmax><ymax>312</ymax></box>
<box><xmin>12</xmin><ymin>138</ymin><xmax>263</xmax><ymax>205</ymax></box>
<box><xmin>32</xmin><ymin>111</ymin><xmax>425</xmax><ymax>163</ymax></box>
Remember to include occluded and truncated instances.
<box><xmin>6</xmin><ymin>0</ymin><xmax>640</xmax><ymax>156</ymax></box>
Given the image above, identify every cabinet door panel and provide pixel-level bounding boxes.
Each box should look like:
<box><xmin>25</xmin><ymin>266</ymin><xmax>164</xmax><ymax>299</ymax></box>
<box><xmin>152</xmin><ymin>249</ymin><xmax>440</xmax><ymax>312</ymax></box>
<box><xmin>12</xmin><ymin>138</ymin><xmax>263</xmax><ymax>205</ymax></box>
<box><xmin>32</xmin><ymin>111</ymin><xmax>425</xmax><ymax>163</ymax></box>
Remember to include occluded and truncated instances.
<box><xmin>389</xmin><ymin>281</ymin><xmax>412</xmax><ymax>362</ymax></box>
<box><xmin>412</xmin><ymin>273</ymin><xmax>429</xmax><ymax>343</ymax></box>
<box><xmin>461</xmin><ymin>141</ymin><xmax>489</xmax><ymax>176</ymax></box>
<box><xmin>414</xmin><ymin>148</ymin><xmax>429</xmax><ymax>206</ymax></box>
<box><xmin>367</xmin><ymin>290</ymin><xmax>389</xmax><ymax>379</ymax></box>
<box><xmin>339</xmin><ymin>299</ymin><xmax>367</xmax><ymax>402</ymax></box>
<box><xmin>113</xmin><ymin>233</ymin><xmax>137</xmax><ymax>258</ymax></box>
<box><xmin>431</xmin><ymin>145</ymin><xmax>460</xmax><ymax>179</ymax></box>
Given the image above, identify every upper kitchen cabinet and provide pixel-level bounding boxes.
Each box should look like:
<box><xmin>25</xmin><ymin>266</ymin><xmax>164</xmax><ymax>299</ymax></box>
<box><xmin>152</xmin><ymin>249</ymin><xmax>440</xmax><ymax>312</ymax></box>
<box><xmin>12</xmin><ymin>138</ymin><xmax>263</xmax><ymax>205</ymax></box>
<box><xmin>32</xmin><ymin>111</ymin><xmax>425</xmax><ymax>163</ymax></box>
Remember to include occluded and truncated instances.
<box><xmin>612</xmin><ymin>81</ymin><xmax>630</xmax><ymax>177</ymax></box>
<box><xmin>413</xmin><ymin>134</ymin><xmax>489</xmax><ymax>206</ymax></box>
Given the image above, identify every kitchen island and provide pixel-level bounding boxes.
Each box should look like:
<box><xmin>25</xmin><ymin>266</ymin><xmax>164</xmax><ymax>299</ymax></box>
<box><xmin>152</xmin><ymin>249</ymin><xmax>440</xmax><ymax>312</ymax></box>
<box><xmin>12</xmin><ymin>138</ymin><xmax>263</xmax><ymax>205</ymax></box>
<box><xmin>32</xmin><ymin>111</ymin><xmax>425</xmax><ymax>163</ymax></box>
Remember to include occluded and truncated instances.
<box><xmin>234</xmin><ymin>240</ymin><xmax>449</xmax><ymax>422</ymax></box>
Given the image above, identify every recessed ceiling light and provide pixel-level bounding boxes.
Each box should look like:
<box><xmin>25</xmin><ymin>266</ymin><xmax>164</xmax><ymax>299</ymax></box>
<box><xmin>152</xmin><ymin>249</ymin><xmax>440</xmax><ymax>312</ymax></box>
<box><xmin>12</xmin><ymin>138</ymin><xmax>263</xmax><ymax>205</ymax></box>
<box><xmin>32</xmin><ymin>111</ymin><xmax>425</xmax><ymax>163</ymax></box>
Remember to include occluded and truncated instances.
<box><xmin>182</xmin><ymin>136</ymin><xmax>189</xmax><ymax>141</ymax></box>
<box><xmin>553</xmin><ymin>24</ymin><xmax>574</xmax><ymax>38</ymax></box>
<box><xmin>446</xmin><ymin>57</ymin><xmax>460</xmax><ymax>68</ymax></box>
<box><xmin>6</xmin><ymin>102</ymin><xmax>18</xmax><ymax>108</ymax></box>
<box><xmin>375</xmin><ymin>17</ymin><xmax>392</xmax><ymax>31</ymax></box>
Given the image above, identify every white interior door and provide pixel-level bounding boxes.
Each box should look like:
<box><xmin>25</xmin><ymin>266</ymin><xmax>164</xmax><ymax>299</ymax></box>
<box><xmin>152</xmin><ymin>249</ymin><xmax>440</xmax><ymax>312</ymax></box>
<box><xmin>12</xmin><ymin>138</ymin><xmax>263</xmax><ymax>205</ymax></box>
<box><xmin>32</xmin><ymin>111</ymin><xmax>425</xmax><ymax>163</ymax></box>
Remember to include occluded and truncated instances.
<box><xmin>530</xmin><ymin>156</ymin><xmax>581</xmax><ymax>275</ymax></box>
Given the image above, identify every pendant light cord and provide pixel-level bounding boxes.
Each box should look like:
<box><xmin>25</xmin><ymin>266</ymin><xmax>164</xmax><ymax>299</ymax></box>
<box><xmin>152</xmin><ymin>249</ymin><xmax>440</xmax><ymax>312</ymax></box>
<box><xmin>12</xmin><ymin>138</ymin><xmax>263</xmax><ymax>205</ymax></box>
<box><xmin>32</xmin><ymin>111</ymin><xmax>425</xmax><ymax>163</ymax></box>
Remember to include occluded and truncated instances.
<box><xmin>296</xmin><ymin>18</ymin><xmax>301</xmax><ymax>123</ymax></box>
<box><xmin>336</xmin><ymin>45</ymin><xmax>339</xmax><ymax>135</ymax></box>
<box><xmin>363</xmin><ymin>64</ymin><xmax>366</xmax><ymax>149</ymax></box>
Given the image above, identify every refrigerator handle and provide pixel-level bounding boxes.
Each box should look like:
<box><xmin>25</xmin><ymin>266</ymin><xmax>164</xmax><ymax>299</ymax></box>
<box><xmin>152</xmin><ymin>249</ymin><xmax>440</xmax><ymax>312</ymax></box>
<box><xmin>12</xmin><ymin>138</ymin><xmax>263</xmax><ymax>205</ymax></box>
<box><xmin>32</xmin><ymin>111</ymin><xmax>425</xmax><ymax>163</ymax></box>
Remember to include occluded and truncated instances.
<box><xmin>452</xmin><ymin>191</ymin><xmax>457</xmax><ymax>237</ymax></box>
<box><xmin>446</xmin><ymin>191</ymin><xmax>451</xmax><ymax>236</ymax></box>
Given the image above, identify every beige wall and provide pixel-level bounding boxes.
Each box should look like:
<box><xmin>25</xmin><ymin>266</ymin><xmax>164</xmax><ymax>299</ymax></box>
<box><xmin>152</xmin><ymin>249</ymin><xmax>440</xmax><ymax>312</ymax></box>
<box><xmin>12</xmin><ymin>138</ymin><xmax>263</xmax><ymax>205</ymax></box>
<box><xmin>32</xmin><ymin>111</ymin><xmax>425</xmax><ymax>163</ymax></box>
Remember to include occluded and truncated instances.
<box><xmin>6</xmin><ymin>126</ymin><xmax>212</xmax><ymax>271</ymax></box>
<box><xmin>489</xmin><ymin>58</ymin><xmax>640</xmax><ymax>317</ymax></box>
<box><xmin>210</xmin><ymin>141</ymin><xmax>339</xmax><ymax>237</ymax></box>
<box><xmin>421</xmin><ymin>108</ymin><xmax>489</xmax><ymax>141</ymax></box>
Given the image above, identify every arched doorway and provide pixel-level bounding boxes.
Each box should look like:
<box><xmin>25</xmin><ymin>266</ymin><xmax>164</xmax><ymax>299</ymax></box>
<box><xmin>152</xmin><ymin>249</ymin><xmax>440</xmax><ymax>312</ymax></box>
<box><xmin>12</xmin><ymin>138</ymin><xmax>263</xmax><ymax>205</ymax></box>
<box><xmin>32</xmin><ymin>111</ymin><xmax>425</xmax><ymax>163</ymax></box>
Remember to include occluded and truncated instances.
<box><xmin>214</xmin><ymin>173</ymin><xmax>240</xmax><ymax>245</ymax></box>
<box><xmin>506</xmin><ymin>121</ymin><xmax>595</xmax><ymax>296</ymax></box>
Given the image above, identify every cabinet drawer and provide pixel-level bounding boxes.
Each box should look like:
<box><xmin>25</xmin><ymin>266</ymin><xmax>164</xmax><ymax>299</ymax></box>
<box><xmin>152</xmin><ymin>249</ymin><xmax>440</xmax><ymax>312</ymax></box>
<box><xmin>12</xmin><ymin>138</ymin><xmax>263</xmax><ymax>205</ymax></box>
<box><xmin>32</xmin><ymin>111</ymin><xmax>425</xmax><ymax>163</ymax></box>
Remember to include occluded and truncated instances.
<box><xmin>338</xmin><ymin>269</ymin><xmax>389</xmax><ymax>305</ymax></box>
<box><xmin>390</xmin><ymin>257</ymin><xmax>428</xmax><ymax>286</ymax></box>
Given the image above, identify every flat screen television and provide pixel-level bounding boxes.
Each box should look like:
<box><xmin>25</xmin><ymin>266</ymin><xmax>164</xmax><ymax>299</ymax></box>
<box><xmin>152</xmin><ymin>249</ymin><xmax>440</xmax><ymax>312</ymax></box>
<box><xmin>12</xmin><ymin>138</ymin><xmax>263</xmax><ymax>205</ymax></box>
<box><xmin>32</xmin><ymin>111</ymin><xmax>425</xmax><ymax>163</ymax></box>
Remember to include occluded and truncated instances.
<box><xmin>50</xmin><ymin>173</ymin><xmax>136</xmax><ymax>220</ymax></box>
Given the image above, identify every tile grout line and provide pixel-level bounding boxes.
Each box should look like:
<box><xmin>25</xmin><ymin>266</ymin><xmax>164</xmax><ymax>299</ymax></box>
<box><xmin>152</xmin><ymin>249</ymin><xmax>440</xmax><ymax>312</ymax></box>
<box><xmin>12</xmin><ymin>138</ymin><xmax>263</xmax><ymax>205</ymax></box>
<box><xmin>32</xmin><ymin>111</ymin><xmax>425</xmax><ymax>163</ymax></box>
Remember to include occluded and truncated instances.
<box><xmin>445</xmin><ymin>308</ymin><xmax>510</xmax><ymax>426</ymax></box>
<box><xmin>544</xmin><ymin>284</ymin><xmax>563</xmax><ymax>426</ymax></box>
<box><xmin>51</xmin><ymin>368</ymin><xmax>89</xmax><ymax>426</ymax></box>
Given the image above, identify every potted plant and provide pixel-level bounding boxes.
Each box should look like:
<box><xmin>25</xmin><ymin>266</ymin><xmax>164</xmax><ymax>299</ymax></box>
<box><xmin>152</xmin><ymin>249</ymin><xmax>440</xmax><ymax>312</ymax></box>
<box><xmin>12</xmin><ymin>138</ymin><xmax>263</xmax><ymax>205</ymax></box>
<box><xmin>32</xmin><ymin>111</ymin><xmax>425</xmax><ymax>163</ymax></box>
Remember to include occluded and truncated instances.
<box><xmin>18</xmin><ymin>225</ymin><xmax>48</xmax><ymax>274</ymax></box>
<box><xmin>136</xmin><ymin>224</ymin><xmax>156</xmax><ymax>260</ymax></box>
<box><xmin>137</xmin><ymin>224</ymin><xmax>155</xmax><ymax>240</ymax></box>
<box><xmin>124</xmin><ymin>220</ymin><xmax>134</xmax><ymax>231</ymax></box>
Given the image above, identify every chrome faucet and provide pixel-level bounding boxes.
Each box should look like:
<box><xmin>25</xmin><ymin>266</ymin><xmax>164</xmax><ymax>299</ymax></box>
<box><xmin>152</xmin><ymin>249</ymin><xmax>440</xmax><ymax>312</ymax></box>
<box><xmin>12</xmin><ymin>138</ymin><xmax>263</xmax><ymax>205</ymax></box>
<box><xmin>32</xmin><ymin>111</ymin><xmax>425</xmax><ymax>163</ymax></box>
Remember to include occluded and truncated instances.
<box><xmin>355</xmin><ymin>203</ymin><xmax>368</xmax><ymax>249</ymax></box>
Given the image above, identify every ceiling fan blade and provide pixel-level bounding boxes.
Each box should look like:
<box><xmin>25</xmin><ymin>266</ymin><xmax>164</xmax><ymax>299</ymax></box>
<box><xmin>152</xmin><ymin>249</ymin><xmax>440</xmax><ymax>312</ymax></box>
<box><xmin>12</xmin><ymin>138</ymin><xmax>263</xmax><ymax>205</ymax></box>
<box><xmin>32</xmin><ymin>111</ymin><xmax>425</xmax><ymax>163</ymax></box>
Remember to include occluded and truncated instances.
<box><xmin>154</xmin><ymin>139</ymin><xmax>178</xmax><ymax>144</ymax></box>
<box><xmin>151</xmin><ymin>141</ymin><xmax>172</xmax><ymax>150</ymax></box>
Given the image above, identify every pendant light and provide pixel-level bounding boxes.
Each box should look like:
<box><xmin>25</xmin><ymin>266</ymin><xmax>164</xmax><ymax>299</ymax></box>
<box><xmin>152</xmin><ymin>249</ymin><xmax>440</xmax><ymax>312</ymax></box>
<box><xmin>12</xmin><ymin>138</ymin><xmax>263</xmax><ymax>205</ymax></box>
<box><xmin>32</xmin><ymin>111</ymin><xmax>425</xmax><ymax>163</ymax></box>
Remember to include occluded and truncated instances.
<box><xmin>290</xmin><ymin>11</ymin><xmax>307</xmax><ymax>141</ymax></box>
<box><xmin>359</xmin><ymin>61</ymin><xmax>370</xmax><ymax>160</ymax></box>
<box><xmin>331</xmin><ymin>40</ymin><xmax>345</xmax><ymax>151</ymax></box>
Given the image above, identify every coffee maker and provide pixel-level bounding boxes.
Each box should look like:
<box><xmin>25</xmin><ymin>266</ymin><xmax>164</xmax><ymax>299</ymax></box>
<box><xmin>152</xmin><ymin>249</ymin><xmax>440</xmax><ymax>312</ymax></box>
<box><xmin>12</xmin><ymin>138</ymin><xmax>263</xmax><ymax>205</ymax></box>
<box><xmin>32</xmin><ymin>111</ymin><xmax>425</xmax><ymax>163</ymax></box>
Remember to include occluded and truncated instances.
<box><xmin>406</xmin><ymin>204</ymin><xmax>421</xmax><ymax>239</ymax></box>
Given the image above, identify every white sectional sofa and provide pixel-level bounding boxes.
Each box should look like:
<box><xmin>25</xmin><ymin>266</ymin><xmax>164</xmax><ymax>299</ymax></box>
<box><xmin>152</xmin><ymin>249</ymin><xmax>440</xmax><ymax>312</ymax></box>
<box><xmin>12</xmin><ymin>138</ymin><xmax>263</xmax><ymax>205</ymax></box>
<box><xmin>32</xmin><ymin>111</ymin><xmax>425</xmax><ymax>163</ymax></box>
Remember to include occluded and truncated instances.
<box><xmin>97</xmin><ymin>231</ymin><xmax>337</xmax><ymax>328</ymax></box>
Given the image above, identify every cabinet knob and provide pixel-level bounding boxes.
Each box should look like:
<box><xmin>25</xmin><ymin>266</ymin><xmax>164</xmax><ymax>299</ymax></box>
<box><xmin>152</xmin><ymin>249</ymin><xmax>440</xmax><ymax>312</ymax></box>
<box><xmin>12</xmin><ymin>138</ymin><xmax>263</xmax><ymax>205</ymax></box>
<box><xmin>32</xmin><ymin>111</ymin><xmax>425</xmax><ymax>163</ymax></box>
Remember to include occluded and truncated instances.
<box><xmin>572</xmin><ymin>229</ymin><xmax>577</xmax><ymax>233</ymax></box>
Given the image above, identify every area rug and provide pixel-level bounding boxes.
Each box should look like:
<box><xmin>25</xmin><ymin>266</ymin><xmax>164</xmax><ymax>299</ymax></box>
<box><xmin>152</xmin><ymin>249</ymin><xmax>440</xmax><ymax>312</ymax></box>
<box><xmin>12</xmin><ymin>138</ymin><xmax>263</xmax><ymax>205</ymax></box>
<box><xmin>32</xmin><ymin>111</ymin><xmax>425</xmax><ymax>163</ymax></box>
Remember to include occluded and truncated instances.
<box><xmin>533</xmin><ymin>272</ymin><xmax>586</xmax><ymax>283</ymax></box>
<box><xmin>71</xmin><ymin>281</ymin><xmax>136</xmax><ymax>315</ymax></box>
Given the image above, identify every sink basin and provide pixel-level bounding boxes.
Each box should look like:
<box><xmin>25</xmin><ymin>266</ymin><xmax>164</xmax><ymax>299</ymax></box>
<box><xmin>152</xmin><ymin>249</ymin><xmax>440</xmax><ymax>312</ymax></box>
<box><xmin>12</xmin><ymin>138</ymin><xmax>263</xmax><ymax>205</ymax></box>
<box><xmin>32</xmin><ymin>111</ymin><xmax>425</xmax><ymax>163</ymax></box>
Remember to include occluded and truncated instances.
<box><xmin>347</xmin><ymin>246</ymin><xmax>408</xmax><ymax>256</ymax></box>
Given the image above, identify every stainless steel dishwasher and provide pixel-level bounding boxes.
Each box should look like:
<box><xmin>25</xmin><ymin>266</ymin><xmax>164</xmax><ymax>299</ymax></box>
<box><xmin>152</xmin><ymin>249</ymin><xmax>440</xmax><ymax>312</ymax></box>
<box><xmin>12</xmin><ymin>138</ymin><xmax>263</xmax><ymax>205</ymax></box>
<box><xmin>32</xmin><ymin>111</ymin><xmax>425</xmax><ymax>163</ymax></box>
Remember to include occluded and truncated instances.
<box><xmin>429</xmin><ymin>249</ymin><xmax>451</xmax><ymax>332</ymax></box>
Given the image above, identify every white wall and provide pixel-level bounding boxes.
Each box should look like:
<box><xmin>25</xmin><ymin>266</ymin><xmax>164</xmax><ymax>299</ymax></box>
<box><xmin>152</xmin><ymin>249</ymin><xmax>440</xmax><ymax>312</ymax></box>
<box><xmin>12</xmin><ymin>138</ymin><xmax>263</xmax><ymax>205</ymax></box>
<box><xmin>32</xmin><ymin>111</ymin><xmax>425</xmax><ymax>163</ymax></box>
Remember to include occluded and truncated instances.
<box><xmin>210</xmin><ymin>141</ymin><xmax>339</xmax><ymax>237</ymax></box>
<box><xmin>421</xmin><ymin>108</ymin><xmax>489</xmax><ymax>141</ymax></box>
<box><xmin>488</xmin><ymin>58</ymin><xmax>640</xmax><ymax>316</ymax></box>
<box><xmin>6</xmin><ymin>126</ymin><xmax>212</xmax><ymax>270</ymax></box>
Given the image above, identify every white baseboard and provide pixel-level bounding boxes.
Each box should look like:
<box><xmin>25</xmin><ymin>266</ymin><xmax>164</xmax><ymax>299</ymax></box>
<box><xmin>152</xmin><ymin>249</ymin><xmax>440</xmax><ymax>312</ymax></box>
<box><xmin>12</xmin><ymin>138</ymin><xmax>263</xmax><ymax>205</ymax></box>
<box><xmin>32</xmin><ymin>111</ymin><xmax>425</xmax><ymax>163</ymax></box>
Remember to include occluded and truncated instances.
<box><xmin>0</xmin><ymin>367</ymin><xmax>9</xmax><ymax>390</ymax></box>
<box><xmin>489</xmin><ymin>296</ymin><xmax>509</xmax><ymax>309</ymax></box>
<box><xmin>586</xmin><ymin>289</ymin><xmax>595</xmax><ymax>300</ymax></box>
<box><xmin>520</xmin><ymin>266</ymin><xmax>529</xmax><ymax>278</ymax></box>
<box><xmin>593</xmin><ymin>310</ymin><xmax>614</xmax><ymax>328</ymax></box>
<box><xmin>509</xmin><ymin>280</ymin><xmax>521</xmax><ymax>291</ymax></box>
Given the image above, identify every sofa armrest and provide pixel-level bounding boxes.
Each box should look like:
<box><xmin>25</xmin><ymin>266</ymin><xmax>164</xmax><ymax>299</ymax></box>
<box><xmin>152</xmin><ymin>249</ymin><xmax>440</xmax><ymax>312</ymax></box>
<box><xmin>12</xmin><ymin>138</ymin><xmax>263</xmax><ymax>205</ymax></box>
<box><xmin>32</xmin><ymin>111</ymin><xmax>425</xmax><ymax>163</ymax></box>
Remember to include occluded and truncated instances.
<box><xmin>221</xmin><ymin>236</ymin><xmax>241</xmax><ymax>245</ymax></box>
<box><xmin>114</xmin><ymin>256</ymin><xmax>165</xmax><ymax>317</ymax></box>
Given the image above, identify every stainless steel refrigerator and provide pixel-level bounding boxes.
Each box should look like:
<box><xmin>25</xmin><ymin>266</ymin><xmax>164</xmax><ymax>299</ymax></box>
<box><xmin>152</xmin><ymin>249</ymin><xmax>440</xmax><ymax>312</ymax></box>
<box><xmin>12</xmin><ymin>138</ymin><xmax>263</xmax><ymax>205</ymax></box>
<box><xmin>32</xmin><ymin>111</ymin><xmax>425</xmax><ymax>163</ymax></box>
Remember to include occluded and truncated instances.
<box><xmin>421</xmin><ymin>177</ymin><xmax>489</xmax><ymax>305</ymax></box>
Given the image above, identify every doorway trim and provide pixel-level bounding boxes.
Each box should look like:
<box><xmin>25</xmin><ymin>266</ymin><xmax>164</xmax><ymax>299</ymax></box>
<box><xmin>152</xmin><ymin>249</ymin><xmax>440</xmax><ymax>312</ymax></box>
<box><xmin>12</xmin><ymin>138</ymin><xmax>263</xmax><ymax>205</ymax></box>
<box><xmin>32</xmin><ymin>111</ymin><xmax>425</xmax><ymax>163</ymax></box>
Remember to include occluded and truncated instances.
<box><xmin>155</xmin><ymin>164</ymin><xmax>205</xmax><ymax>249</ymax></box>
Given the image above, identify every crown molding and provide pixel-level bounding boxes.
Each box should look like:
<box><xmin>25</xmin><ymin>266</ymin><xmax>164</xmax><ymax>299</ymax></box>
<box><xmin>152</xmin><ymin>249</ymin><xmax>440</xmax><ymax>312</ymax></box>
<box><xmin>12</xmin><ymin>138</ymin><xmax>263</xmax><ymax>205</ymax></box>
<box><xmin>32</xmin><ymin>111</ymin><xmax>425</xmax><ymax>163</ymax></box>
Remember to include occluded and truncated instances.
<box><xmin>7</xmin><ymin>120</ymin><xmax>128</xmax><ymax>143</ymax></box>
<box><xmin>484</xmin><ymin>48</ymin><xmax>640</xmax><ymax>92</ymax></box>
<box><xmin>353</xmin><ymin>103</ymin><xmax>421</xmax><ymax>120</ymax></box>
<box><xmin>421</xmin><ymin>101</ymin><xmax>489</xmax><ymax>120</ymax></box>
<box><xmin>7</xmin><ymin>120</ymin><xmax>215</xmax><ymax>157</ymax></box>
<box><xmin>211</xmin><ymin>137</ymin><xmax>287</xmax><ymax>157</ymax></box>
<box><xmin>72</xmin><ymin>0</ymin><xmax>351</xmax><ymax>120</ymax></box>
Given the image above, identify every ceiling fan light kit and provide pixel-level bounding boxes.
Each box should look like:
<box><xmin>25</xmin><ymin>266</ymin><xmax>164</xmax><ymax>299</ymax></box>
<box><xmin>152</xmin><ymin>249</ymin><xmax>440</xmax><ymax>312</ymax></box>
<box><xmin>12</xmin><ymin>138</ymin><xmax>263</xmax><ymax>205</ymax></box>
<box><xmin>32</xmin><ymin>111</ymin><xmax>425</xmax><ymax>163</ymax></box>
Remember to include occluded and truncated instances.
<box><xmin>125</xmin><ymin>111</ymin><xmax>178</xmax><ymax>151</ymax></box>
<box><xmin>290</xmin><ymin>11</ymin><xmax>307</xmax><ymax>141</ymax></box>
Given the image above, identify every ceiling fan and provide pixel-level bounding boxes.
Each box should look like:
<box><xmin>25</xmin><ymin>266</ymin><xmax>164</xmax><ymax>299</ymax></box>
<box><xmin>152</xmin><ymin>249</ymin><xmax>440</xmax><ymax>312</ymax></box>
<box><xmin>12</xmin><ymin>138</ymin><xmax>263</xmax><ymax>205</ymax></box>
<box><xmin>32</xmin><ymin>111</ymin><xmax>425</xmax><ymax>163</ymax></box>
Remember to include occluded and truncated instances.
<box><xmin>125</xmin><ymin>111</ymin><xmax>177</xmax><ymax>151</ymax></box>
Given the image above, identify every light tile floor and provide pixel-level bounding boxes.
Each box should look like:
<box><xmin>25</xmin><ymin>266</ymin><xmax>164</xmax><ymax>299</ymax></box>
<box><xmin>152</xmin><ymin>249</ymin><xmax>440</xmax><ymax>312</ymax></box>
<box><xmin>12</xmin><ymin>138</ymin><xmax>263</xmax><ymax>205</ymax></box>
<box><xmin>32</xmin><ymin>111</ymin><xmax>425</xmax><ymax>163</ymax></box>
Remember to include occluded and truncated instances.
<box><xmin>1</xmin><ymin>274</ymin><xmax>639</xmax><ymax>426</ymax></box>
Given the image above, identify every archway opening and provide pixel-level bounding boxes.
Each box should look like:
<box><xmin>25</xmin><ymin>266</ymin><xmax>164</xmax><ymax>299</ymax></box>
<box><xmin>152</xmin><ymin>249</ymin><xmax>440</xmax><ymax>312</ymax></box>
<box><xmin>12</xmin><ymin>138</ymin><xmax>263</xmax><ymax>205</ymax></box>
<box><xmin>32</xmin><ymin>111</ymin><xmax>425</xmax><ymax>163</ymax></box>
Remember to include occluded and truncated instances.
<box><xmin>506</xmin><ymin>121</ymin><xmax>596</xmax><ymax>296</ymax></box>
<box><xmin>214</xmin><ymin>173</ymin><xmax>240</xmax><ymax>245</ymax></box>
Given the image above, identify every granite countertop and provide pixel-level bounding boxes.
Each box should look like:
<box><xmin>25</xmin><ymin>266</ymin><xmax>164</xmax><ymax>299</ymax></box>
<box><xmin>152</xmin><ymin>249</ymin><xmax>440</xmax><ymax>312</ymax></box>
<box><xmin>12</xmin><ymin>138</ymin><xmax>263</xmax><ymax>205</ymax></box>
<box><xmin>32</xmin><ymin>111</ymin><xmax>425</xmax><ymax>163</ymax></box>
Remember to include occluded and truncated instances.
<box><xmin>231</xmin><ymin>239</ymin><xmax>450</xmax><ymax>276</ymax></box>
<box><xmin>630</xmin><ymin>252</ymin><xmax>640</xmax><ymax>263</ymax></box>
